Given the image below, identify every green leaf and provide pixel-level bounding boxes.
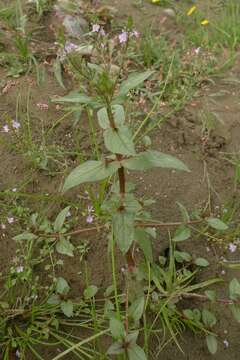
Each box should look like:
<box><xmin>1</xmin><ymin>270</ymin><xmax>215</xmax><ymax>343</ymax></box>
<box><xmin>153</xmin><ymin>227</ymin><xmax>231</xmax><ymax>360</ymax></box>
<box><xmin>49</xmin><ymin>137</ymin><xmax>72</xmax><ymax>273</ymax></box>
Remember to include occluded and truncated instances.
<box><xmin>97</xmin><ymin>105</ymin><xmax>125</xmax><ymax>129</ymax></box>
<box><xmin>113</xmin><ymin>105</ymin><xmax>125</xmax><ymax>126</ymax></box>
<box><xmin>104</xmin><ymin>126</ymin><xmax>136</xmax><ymax>156</ymax></box>
<box><xmin>173</xmin><ymin>225</ymin><xmax>191</xmax><ymax>242</ymax></box>
<box><xmin>193</xmin><ymin>308</ymin><xmax>201</xmax><ymax>321</ymax></box>
<box><xmin>61</xmin><ymin>300</ymin><xmax>73</xmax><ymax>318</ymax></box>
<box><xmin>206</xmin><ymin>335</ymin><xmax>218</xmax><ymax>354</ymax></box>
<box><xmin>145</xmin><ymin>227</ymin><xmax>156</xmax><ymax>238</ymax></box>
<box><xmin>183</xmin><ymin>309</ymin><xmax>194</xmax><ymax>320</ymax></box>
<box><xmin>54</xmin><ymin>206</ymin><xmax>70</xmax><ymax>232</ymax></box>
<box><xmin>63</xmin><ymin>160</ymin><xmax>119</xmax><ymax>192</ymax></box>
<box><xmin>0</xmin><ymin>302</ymin><xmax>9</xmax><ymax>310</ymax></box>
<box><xmin>202</xmin><ymin>309</ymin><xmax>217</xmax><ymax>327</ymax></box>
<box><xmin>53</xmin><ymin>92</ymin><xmax>94</xmax><ymax>105</ymax></box>
<box><xmin>136</xmin><ymin>229</ymin><xmax>153</xmax><ymax>263</ymax></box>
<box><xmin>113</xmin><ymin>210</ymin><xmax>135</xmax><ymax>254</ymax></box>
<box><xmin>176</xmin><ymin>202</ymin><xmax>190</xmax><ymax>222</ymax></box>
<box><xmin>56</xmin><ymin>277</ymin><xmax>70</xmax><ymax>295</ymax></box>
<box><xmin>56</xmin><ymin>237</ymin><xmax>74</xmax><ymax>257</ymax></box>
<box><xmin>142</xmin><ymin>135</ymin><xmax>152</xmax><ymax>147</ymax></box>
<box><xmin>229</xmin><ymin>278</ymin><xmax>240</xmax><ymax>300</ymax></box>
<box><xmin>104</xmin><ymin>285</ymin><xmax>115</xmax><ymax>297</ymax></box>
<box><xmin>230</xmin><ymin>304</ymin><xmax>240</xmax><ymax>322</ymax></box>
<box><xmin>47</xmin><ymin>294</ymin><xmax>60</xmax><ymax>305</ymax></box>
<box><xmin>110</xmin><ymin>318</ymin><xmax>126</xmax><ymax>339</ymax></box>
<box><xmin>119</xmin><ymin>70</ymin><xmax>154</xmax><ymax>97</ymax></box>
<box><xmin>84</xmin><ymin>285</ymin><xmax>98</xmax><ymax>299</ymax></box>
<box><xmin>174</xmin><ymin>250</ymin><xmax>192</xmax><ymax>263</ymax></box>
<box><xmin>13</xmin><ymin>232</ymin><xmax>38</xmax><ymax>241</ymax></box>
<box><xmin>107</xmin><ymin>342</ymin><xmax>124</xmax><ymax>355</ymax></box>
<box><xmin>124</xmin><ymin>195</ymin><xmax>142</xmax><ymax>213</ymax></box>
<box><xmin>204</xmin><ymin>290</ymin><xmax>216</xmax><ymax>302</ymax></box>
<box><xmin>128</xmin><ymin>296</ymin><xmax>145</xmax><ymax>323</ymax></box>
<box><xmin>53</xmin><ymin>58</ymin><xmax>65</xmax><ymax>89</ymax></box>
<box><xmin>104</xmin><ymin>299</ymin><xmax>115</xmax><ymax>317</ymax></box>
<box><xmin>97</xmin><ymin>107</ymin><xmax>109</xmax><ymax>129</ymax></box>
<box><xmin>207</xmin><ymin>218</ymin><xmax>228</xmax><ymax>231</ymax></box>
<box><xmin>126</xmin><ymin>331</ymin><xmax>139</xmax><ymax>345</ymax></box>
<box><xmin>127</xmin><ymin>344</ymin><xmax>147</xmax><ymax>360</ymax></box>
<box><xmin>122</xmin><ymin>150</ymin><xmax>190</xmax><ymax>172</ymax></box>
<box><xmin>195</xmin><ymin>257</ymin><xmax>209</xmax><ymax>267</ymax></box>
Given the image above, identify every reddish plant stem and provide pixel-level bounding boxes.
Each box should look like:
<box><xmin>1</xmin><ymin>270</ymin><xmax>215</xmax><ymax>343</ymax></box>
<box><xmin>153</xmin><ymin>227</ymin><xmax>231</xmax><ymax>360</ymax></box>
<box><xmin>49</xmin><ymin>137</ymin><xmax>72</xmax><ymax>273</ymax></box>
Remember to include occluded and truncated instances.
<box><xmin>116</xmin><ymin>162</ymin><xmax>135</xmax><ymax>271</ymax></box>
<box><xmin>36</xmin><ymin>219</ymin><xmax>203</xmax><ymax>239</ymax></box>
<box><xmin>125</xmin><ymin>285</ymin><xmax>129</xmax><ymax>335</ymax></box>
<box><xmin>126</xmin><ymin>248</ymin><xmax>136</xmax><ymax>272</ymax></box>
<box><xmin>115</xmin><ymin>154</ymin><xmax>126</xmax><ymax>197</ymax></box>
<box><xmin>106</xmin><ymin>99</ymin><xmax>133</xmax><ymax>334</ymax></box>
<box><xmin>118</xmin><ymin>166</ymin><xmax>126</xmax><ymax>196</ymax></box>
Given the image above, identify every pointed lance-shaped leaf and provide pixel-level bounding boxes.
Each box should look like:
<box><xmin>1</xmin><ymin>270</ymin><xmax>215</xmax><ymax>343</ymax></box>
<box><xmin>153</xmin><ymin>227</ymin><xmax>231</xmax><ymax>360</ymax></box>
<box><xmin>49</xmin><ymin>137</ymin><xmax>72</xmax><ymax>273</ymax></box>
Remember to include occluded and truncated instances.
<box><xmin>98</xmin><ymin>105</ymin><xmax>125</xmax><ymax>129</ymax></box>
<box><xmin>54</xmin><ymin>206</ymin><xmax>71</xmax><ymax>232</ymax></box>
<box><xmin>63</xmin><ymin>160</ymin><xmax>120</xmax><ymax>192</ymax></box>
<box><xmin>113</xmin><ymin>210</ymin><xmax>135</xmax><ymax>254</ymax></box>
<box><xmin>119</xmin><ymin>70</ymin><xmax>155</xmax><ymax>97</ymax></box>
<box><xmin>104</xmin><ymin>126</ymin><xmax>136</xmax><ymax>156</ymax></box>
<box><xmin>122</xmin><ymin>150</ymin><xmax>190</xmax><ymax>172</ymax></box>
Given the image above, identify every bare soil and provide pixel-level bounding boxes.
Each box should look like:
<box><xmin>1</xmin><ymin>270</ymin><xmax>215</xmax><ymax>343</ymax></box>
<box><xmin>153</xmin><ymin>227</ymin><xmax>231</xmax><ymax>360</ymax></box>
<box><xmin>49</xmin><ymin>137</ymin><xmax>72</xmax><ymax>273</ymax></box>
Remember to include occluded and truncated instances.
<box><xmin>1</xmin><ymin>0</ymin><xmax>240</xmax><ymax>359</ymax></box>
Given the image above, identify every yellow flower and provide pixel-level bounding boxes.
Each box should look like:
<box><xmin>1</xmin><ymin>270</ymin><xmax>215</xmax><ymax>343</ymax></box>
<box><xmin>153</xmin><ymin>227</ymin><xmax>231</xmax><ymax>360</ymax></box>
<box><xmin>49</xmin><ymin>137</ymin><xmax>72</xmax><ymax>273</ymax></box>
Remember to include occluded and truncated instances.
<box><xmin>201</xmin><ymin>19</ymin><xmax>209</xmax><ymax>26</ymax></box>
<box><xmin>152</xmin><ymin>0</ymin><xmax>160</xmax><ymax>3</ymax></box>
<box><xmin>187</xmin><ymin>5</ymin><xmax>197</xmax><ymax>16</ymax></box>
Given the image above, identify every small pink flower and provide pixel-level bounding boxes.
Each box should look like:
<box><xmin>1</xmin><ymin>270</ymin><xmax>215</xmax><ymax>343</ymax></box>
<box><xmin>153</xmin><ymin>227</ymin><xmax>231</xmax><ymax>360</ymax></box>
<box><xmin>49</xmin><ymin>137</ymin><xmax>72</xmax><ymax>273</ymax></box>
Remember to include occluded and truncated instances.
<box><xmin>229</xmin><ymin>243</ymin><xmax>237</xmax><ymax>253</ymax></box>
<box><xmin>86</xmin><ymin>205</ymin><xmax>94</xmax><ymax>224</ymax></box>
<box><xmin>194</xmin><ymin>47</ymin><xmax>201</xmax><ymax>55</ymax></box>
<box><xmin>92</xmin><ymin>24</ymin><xmax>100</xmax><ymax>33</ymax></box>
<box><xmin>16</xmin><ymin>265</ymin><xmax>24</xmax><ymax>273</ymax></box>
<box><xmin>7</xmin><ymin>217</ymin><xmax>14</xmax><ymax>224</ymax></box>
<box><xmin>12</xmin><ymin>188</ymin><xmax>17</xmax><ymax>192</ymax></box>
<box><xmin>132</xmin><ymin>30</ymin><xmax>140</xmax><ymax>38</ymax></box>
<box><xmin>223</xmin><ymin>339</ymin><xmax>229</xmax><ymax>348</ymax></box>
<box><xmin>12</xmin><ymin>120</ymin><xmax>20</xmax><ymax>129</ymax></box>
<box><xmin>86</xmin><ymin>215</ymin><xmax>94</xmax><ymax>224</ymax></box>
<box><xmin>119</xmin><ymin>31</ymin><xmax>128</xmax><ymax>44</ymax></box>
<box><xmin>2</xmin><ymin>124</ymin><xmax>9</xmax><ymax>133</ymax></box>
<box><xmin>100</xmin><ymin>28</ymin><xmax>106</xmax><ymax>36</ymax></box>
<box><xmin>64</xmin><ymin>42</ymin><xmax>78</xmax><ymax>54</ymax></box>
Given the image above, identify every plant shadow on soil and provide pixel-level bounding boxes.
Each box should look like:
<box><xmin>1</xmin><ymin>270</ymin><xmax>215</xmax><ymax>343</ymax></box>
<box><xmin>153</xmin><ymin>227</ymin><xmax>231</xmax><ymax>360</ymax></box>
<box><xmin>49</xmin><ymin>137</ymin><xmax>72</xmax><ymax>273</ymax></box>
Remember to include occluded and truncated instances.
<box><xmin>1</xmin><ymin>0</ymin><xmax>240</xmax><ymax>359</ymax></box>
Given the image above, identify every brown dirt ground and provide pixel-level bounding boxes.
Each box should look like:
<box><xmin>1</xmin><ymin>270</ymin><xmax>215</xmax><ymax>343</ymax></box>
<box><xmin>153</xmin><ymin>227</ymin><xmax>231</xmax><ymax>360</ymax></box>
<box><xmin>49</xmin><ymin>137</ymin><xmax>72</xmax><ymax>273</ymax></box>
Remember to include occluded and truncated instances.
<box><xmin>1</xmin><ymin>0</ymin><xmax>240</xmax><ymax>359</ymax></box>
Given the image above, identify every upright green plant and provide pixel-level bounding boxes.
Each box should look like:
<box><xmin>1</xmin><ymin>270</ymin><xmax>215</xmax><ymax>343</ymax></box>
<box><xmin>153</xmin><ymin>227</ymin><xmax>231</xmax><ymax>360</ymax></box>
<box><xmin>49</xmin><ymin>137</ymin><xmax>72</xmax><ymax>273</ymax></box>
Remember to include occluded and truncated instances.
<box><xmin>58</xmin><ymin>23</ymin><xmax>192</xmax><ymax>358</ymax></box>
<box><xmin>56</xmin><ymin>22</ymin><xmax>240</xmax><ymax>358</ymax></box>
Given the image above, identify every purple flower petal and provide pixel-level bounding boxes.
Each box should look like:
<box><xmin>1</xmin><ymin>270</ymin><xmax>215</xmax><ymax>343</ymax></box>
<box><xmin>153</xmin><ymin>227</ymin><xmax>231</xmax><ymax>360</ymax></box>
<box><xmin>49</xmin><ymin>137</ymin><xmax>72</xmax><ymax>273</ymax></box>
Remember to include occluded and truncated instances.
<box><xmin>119</xmin><ymin>31</ymin><xmax>128</xmax><ymax>44</ymax></box>
<box><xmin>12</xmin><ymin>120</ymin><xmax>21</xmax><ymax>129</ymax></box>
<box><xmin>92</xmin><ymin>24</ymin><xmax>100</xmax><ymax>33</ymax></box>
<box><xmin>2</xmin><ymin>124</ymin><xmax>9</xmax><ymax>133</ymax></box>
